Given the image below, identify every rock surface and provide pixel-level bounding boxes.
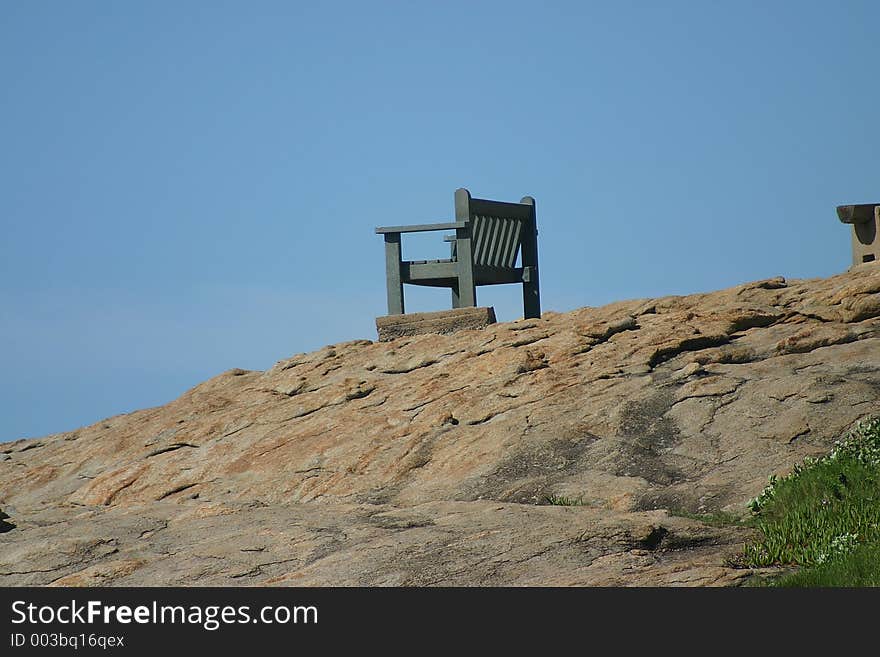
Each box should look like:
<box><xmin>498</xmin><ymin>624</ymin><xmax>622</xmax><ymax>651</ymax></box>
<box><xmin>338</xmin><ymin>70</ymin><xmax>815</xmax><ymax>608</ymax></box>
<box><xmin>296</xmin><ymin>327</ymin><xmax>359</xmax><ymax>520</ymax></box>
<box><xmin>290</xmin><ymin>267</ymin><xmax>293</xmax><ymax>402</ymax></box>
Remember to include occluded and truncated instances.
<box><xmin>1</xmin><ymin>267</ymin><xmax>879</xmax><ymax>586</ymax></box>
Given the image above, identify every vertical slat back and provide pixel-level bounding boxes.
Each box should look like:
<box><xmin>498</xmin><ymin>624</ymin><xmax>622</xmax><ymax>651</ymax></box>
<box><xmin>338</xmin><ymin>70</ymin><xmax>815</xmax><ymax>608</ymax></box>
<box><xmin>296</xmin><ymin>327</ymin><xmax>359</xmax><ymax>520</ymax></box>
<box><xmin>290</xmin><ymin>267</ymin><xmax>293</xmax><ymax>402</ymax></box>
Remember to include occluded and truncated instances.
<box><xmin>471</xmin><ymin>215</ymin><xmax>523</xmax><ymax>267</ymax></box>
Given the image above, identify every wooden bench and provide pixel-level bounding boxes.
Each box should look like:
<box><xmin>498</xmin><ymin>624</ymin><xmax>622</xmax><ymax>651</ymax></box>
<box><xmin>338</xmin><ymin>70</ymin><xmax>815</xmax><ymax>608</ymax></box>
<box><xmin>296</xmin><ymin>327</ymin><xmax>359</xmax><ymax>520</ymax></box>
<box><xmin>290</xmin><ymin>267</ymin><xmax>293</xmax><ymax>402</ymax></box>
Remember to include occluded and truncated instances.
<box><xmin>376</xmin><ymin>188</ymin><xmax>541</xmax><ymax>318</ymax></box>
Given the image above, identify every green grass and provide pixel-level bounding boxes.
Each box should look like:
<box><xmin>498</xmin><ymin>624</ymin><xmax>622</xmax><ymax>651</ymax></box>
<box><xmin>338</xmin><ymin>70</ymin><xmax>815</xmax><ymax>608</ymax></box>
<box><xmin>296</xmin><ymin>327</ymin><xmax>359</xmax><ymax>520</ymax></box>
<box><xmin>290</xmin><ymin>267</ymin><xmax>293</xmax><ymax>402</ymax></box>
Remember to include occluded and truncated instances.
<box><xmin>543</xmin><ymin>494</ymin><xmax>585</xmax><ymax>506</ymax></box>
<box><xmin>772</xmin><ymin>542</ymin><xmax>880</xmax><ymax>587</ymax></box>
<box><xmin>743</xmin><ymin>416</ymin><xmax>880</xmax><ymax>586</ymax></box>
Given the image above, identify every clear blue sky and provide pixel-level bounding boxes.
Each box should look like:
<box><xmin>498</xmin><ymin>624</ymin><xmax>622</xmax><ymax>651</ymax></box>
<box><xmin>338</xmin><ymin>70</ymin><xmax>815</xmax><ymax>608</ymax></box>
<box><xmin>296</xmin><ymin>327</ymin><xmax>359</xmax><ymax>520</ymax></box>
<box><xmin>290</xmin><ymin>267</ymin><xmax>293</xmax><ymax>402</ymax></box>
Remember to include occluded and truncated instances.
<box><xmin>2</xmin><ymin>1</ymin><xmax>877</xmax><ymax>441</ymax></box>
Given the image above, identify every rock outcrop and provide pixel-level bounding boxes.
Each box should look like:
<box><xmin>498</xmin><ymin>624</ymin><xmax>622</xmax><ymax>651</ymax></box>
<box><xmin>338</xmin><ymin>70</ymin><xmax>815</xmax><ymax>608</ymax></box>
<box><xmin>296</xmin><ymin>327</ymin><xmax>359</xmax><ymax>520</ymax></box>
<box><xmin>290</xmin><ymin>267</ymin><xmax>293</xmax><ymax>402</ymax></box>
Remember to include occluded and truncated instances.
<box><xmin>1</xmin><ymin>267</ymin><xmax>879</xmax><ymax>586</ymax></box>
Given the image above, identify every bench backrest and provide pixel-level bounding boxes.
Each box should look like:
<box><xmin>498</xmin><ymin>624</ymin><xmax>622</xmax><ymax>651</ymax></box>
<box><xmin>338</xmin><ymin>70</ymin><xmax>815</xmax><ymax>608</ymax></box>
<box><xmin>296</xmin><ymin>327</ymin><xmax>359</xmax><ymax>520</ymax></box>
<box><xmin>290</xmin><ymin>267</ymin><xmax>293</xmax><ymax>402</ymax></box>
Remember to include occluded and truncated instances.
<box><xmin>471</xmin><ymin>214</ymin><xmax>523</xmax><ymax>268</ymax></box>
<box><xmin>456</xmin><ymin>189</ymin><xmax>537</xmax><ymax>269</ymax></box>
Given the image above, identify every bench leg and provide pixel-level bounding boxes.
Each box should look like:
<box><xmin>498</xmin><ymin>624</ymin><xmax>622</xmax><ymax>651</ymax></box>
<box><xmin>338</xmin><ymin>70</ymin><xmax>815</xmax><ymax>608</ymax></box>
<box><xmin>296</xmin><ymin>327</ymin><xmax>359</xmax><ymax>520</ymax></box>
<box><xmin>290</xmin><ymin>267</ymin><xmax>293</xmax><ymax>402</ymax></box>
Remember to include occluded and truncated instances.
<box><xmin>454</xmin><ymin>229</ymin><xmax>476</xmax><ymax>308</ymax></box>
<box><xmin>522</xmin><ymin>265</ymin><xmax>541</xmax><ymax>319</ymax></box>
<box><xmin>384</xmin><ymin>233</ymin><xmax>405</xmax><ymax>315</ymax></box>
<box><xmin>523</xmin><ymin>279</ymin><xmax>540</xmax><ymax>319</ymax></box>
<box><xmin>519</xmin><ymin>205</ymin><xmax>541</xmax><ymax>319</ymax></box>
<box><xmin>458</xmin><ymin>278</ymin><xmax>476</xmax><ymax>308</ymax></box>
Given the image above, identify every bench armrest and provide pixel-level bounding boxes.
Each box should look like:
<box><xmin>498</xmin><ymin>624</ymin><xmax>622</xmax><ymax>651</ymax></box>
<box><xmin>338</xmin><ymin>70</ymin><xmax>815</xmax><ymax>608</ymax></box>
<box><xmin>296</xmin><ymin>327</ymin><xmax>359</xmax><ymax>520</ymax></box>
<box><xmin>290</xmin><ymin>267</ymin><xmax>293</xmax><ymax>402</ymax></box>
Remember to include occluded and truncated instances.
<box><xmin>376</xmin><ymin>221</ymin><xmax>467</xmax><ymax>235</ymax></box>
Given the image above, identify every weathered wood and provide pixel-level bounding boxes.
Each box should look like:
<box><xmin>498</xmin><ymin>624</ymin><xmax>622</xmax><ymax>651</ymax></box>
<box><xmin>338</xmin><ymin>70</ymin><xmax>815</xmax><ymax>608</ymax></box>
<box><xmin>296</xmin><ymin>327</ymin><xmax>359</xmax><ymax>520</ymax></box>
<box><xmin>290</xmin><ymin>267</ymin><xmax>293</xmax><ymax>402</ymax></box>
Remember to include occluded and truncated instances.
<box><xmin>473</xmin><ymin>266</ymin><xmax>524</xmax><ymax>286</ymax></box>
<box><xmin>469</xmin><ymin>197</ymin><xmax>533</xmax><ymax>220</ymax></box>
<box><xmin>454</xmin><ymin>188</ymin><xmax>477</xmax><ymax>308</ymax></box>
<box><xmin>519</xmin><ymin>195</ymin><xmax>541</xmax><ymax>319</ymax></box>
<box><xmin>403</xmin><ymin>264</ymin><xmax>523</xmax><ymax>286</ymax></box>
<box><xmin>376</xmin><ymin>222</ymin><xmax>466</xmax><ymax>234</ymax></box>
<box><xmin>472</xmin><ymin>215</ymin><xmax>523</xmax><ymax>267</ymax></box>
<box><xmin>384</xmin><ymin>233</ymin><xmax>404</xmax><ymax>315</ymax></box>
<box><xmin>403</xmin><ymin>261</ymin><xmax>458</xmax><ymax>281</ymax></box>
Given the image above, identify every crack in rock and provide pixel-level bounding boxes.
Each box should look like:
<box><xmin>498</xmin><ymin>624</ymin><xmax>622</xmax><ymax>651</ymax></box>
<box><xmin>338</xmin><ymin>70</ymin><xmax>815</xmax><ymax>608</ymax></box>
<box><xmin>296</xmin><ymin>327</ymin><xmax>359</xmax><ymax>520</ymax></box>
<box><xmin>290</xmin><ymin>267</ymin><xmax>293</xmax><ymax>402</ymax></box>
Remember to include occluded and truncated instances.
<box><xmin>648</xmin><ymin>335</ymin><xmax>731</xmax><ymax>368</ymax></box>
<box><xmin>155</xmin><ymin>483</ymin><xmax>200</xmax><ymax>500</ymax></box>
<box><xmin>145</xmin><ymin>443</ymin><xmax>199</xmax><ymax>458</ymax></box>
<box><xmin>379</xmin><ymin>358</ymin><xmax>438</xmax><ymax>374</ymax></box>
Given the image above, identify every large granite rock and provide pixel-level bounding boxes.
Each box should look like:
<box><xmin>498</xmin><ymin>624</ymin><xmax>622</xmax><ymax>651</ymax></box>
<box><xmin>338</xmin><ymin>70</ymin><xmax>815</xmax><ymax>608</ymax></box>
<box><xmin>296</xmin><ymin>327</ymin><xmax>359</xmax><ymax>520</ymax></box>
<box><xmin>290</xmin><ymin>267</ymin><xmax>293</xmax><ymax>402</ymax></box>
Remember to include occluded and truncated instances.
<box><xmin>1</xmin><ymin>266</ymin><xmax>879</xmax><ymax>586</ymax></box>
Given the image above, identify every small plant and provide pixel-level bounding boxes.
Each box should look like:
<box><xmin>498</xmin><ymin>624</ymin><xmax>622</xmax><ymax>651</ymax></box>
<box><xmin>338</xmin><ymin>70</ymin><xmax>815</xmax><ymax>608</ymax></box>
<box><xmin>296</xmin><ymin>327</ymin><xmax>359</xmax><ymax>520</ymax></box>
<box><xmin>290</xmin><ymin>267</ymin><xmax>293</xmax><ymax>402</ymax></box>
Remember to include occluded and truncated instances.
<box><xmin>815</xmin><ymin>532</ymin><xmax>859</xmax><ymax>566</ymax></box>
<box><xmin>543</xmin><ymin>494</ymin><xmax>584</xmax><ymax>506</ymax></box>
<box><xmin>747</xmin><ymin>474</ymin><xmax>780</xmax><ymax>513</ymax></box>
<box><xmin>826</xmin><ymin>416</ymin><xmax>880</xmax><ymax>467</ymax></box>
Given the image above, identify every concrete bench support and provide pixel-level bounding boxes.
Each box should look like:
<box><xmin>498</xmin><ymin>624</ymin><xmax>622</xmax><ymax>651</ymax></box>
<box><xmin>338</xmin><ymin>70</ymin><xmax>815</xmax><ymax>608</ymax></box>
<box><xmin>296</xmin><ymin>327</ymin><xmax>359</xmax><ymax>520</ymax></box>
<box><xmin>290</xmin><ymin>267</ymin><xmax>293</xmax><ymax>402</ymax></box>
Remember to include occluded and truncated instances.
<box><xmin>837</xmin><ymin>203</ymin><xmax>880</xmax><ymax>268</ymax></box>
<box><xmin>376</xmin><ymin>307</ymin><xmax>496</xmax><ymax>342</ymax></box>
